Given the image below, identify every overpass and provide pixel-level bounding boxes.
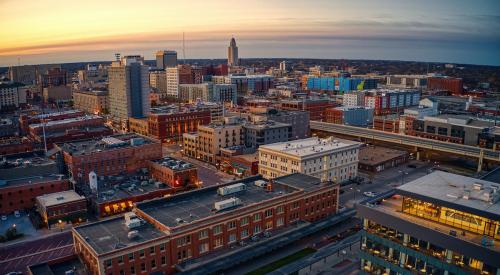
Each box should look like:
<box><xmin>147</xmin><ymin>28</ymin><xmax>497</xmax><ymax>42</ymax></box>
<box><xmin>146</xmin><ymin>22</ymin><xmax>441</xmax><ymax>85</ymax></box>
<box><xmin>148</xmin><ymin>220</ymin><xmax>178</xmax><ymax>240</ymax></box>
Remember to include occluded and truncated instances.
<box><xmin>311</xmin><ymin>121</ymin><xmax>500</xmax><ymax>172</ymax></box>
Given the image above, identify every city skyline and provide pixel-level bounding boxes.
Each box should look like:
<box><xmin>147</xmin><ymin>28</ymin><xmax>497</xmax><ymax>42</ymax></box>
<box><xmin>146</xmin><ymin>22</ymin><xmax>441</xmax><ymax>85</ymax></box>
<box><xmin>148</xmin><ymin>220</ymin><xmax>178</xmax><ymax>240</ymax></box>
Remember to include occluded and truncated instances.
<box><xmin>1</xmin><ymin>0</ymin><xmax>499</xmax><ymax>67</ymax></box>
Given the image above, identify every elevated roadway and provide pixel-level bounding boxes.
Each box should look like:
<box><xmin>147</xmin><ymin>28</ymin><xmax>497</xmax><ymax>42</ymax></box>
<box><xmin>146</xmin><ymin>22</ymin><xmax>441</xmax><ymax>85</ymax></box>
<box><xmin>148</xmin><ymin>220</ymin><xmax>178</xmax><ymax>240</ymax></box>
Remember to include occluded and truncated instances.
<box><xmin>311</xmin><ymin>121</ymin><xmax>500</xmax><ymax>172</ymax></box>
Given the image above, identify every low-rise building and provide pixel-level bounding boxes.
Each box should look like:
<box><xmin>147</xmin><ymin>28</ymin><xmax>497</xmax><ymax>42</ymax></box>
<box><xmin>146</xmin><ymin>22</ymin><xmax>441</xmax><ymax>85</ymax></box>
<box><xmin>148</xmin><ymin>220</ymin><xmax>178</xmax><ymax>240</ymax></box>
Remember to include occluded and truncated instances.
<box><xmin>148</xmin><ymin>157</ymin><xmax>199</xmax><ymax>189</ymax></box>
<box><xmin>255</xmin><ymin>109</ymin><xmax>310</xmax><ymax>140</ymax></box>
<box><xmin>43</xmin><ymin>86</ymin><xmax>72</xmax><ymax>103</ymax></box>
<box><xmin>147</xmin><ymin>108</ymin><xmax>211</xmax><ymax>143</ymax></box>
<box><xmin>194</xmin><ymin>122</ymin><xmax>244</xmax><ymax>164</ymax></box>
<box><xmin>0</xmin><ymin>175</ymin><xmax>71</xmax><ymax>215</ymax></box>
<box><xmin>72</xmin><ymin>173</ymin><xmax>340</xmax><ymax>275</ymax></box>
<box><xmin>0</xmin><ymin>137</ymin><xmax>33</xmax><ymax>155</ymax></box>
<box><xmin>73</xmin><ymin>90</ymin><xmax>109</xmax><ymax>114</ymax></box>
<box><xmin>324</xmin><ymin>106</ymin><xmax>374</xmax><ymax>127</ymax></box>
<box><xmin>56</xmin><ymin>134</ymin><xmax>162</xmax><ymax>184</ymax></box>
<box><xmin>0</xmin><ymin>82</ymin><xmax>27</xmax><ymax>111</ymax></box>
<box><xmin>280</xmin><ymin>98</ymin><xmax>335</xmax><ymax>121</ymax></box>
<box><xmin>358</xmin><ymin>171</ymin><xmax>500</xmax><ymax>274</ymax></box>
<box><xmin>36</xmin><ymin>190</ymin><xmax>87</xmax><ymax>228</ymax></box>
<box><xmin>358</xmin><ymin>146</ymin><xmax>408</xmax><ymax>173</ymax></box>
<box><xmin>243</xmin><ymin>121</ymin><xmax>291</xmax><ymax>149</ymax></box>
<box><xmin>258</xmin><ymin>137</ymin><xmax>360</xmax><ymax>182</ymax></box>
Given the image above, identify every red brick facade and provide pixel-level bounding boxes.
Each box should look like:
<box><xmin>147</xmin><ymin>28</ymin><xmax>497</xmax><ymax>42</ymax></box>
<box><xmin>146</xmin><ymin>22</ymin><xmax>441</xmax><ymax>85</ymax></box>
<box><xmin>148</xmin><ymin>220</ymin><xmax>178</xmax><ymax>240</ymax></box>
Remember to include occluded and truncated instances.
<box><xmin>0</xmin><ymin>178</ymin><xmax>71</xmax><ymax>215</ymax></box>
<box><xmin>148</xmin><ymin>111</ymin><xmax>211</xmax><ymax>143</ymax></box>
<box><xmin>148</xmin><ymin>161</ymin><xmax>199</xmax><ymax>189</ymax></box>
<box><xmin>73</xmin><ymin>182</ymin><xmax>339</xmax><ymax>275</ymax></box>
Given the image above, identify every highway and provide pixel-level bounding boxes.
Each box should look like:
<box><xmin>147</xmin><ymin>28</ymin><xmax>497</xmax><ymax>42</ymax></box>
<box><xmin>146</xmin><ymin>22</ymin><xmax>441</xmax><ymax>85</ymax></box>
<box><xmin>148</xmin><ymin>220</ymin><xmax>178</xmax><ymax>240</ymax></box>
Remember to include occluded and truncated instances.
<box><xmin>311</xmin><ymin>121</ymin><xmax>500</xmax><ymax>167</ymax></box>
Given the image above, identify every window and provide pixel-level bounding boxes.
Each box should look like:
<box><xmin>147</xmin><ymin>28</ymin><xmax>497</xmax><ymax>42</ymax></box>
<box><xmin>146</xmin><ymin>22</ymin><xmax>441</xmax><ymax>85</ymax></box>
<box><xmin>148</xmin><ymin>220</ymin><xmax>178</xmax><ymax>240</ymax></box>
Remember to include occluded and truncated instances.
<box><xmin>265</xmin><ymin>209</ymin><xmax>273</xmax><ymax>218</ymax></box>
<box><xmin>213</xmin><ymin>225</ymin><xmax>222</xmax><ymax>235</ymax></box>
<box><xmin>277</xmin><ymin>217</ymin><xmax>284</xmax><ymax>227</ymax></box>
<box><xmin>276</xmin><ymin>206</ymin><xmax>284</xmax><ymax>214</ymax></box>
<box><xmin>128</xmin><ymin>253</ymin><xmax>134</xmax><ymax>260</ymax></box>
<box><xmin>253</xmin><ymin>213</ymin><xmax>261</xmax><ymax>222</ymax></box>
<box><xmin>130</xmin><ymin>266</ymin><xmax>135</xmax><ymax>274</ymax></box>
<box><xmin>149</xmin><ymin>246</ymin><xmax>155</xmax><ymax>254</ymax></box>
<box><xmin>151</xmin><ymin>259</ymin><xmax>156</xmax><ymax>269</ymax></box>
<box><xmin>141</xmin><ymin>263</ymin><xmax>146</xmax><ymax>272</ymax></box>
<box><xmin>139</xmin><ymin>249</ymin><xmax>145</xmax><ymax>258</ymax></box>
<box><xmin>227</xmin><ymin>220</ymin><xmax>237</xmax><ymax>230</ymax></box>
<box><xmin>241</xmin><ymin>229</ymin><xmax>249</xmax><ymax>238</ymax></box>
<box><xmin>228</xmin><ymin>233</ymin><xmax>237</xmax><ymax>243</ymax></box>
<box><xmin>199</xmin><ymin>242</ymin><xmax>209</xmax><ymax>254</ymax></box>
<box><xmin>240</xmin><ymin>217</ymin><xmax>249</xmax><ymax>226</ymax></box>
<box><xmin>160</xmin><ymin>243</ymin><xmax>165</xmax><ymax>251</ymax></box>
<box><xmin>117</xmin><ymin>255</ymin><xmax>123</xmax><ymax>264</ymax></box>
<box><xmin>105</xmin><ymin>259</ymin><xmax>112</xmax><ymax>268</ymax></box>
<box><xmin>161</xmin><ymin>256</ymin><xmax>167</xmax><ymax>265</ymax></box>
<box><xmin>254</xmin><ymin>224</ymin><xmax>262</xmax><ymax>234</ymax></box>
<box><xmin>177</xmin><ymin>235</ymin><xmax>191</xmax><ymax>246</ymax></box>
<box><xmin>214</xmin><ymin>237</ymin><xmax>223</xmax><ymax>248</ymax></box>
<box><xmin>199</xmin><ymin>229</ymin><xmax>208</xmax><ymax>239</ymax></box>
<box><xmin>265</xmin><ymin>221</ymin><xmax>273</xmax><ymax>230</ymax></box>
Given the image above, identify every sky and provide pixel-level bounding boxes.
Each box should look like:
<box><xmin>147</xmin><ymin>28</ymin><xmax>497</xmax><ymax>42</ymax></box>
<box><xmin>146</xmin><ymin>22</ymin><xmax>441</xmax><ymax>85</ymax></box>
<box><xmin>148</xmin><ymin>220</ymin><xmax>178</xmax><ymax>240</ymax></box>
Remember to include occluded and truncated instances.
<box><xmin>0</xmin><ymin>0</ymin><xmax>499</xmax><ymax>66</ymax></box>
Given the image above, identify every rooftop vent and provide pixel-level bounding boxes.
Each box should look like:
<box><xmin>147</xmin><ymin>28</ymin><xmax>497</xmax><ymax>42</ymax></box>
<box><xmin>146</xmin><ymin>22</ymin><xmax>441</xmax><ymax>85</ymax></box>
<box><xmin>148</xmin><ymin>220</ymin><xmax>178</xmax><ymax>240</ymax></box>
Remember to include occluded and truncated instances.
<box><xmin>214</xmin><ymin>197</ymin><xmax>242</xmax><ymax>211</ymax></box>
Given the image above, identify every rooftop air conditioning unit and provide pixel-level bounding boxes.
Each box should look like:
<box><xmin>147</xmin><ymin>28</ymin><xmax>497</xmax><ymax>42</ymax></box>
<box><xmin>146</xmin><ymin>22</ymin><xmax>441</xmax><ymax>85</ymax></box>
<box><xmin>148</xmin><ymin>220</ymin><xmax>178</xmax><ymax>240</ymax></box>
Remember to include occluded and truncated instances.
<box><xmin>217</xmin><ymin>183</ymin><xmax>247</xmax><ymax>196</ymax></box>
<box><xmin>214</xmin><ymin>197</ymin><xmax>242</xmax><ymax>211</ymax></box>
<box><xmin>254</xmin><ymin>180</ymin><xmax>267</xmax><ymax>188</ymax></box>
<box><xmin>127</xmin><ymin>230</ymin><xmax>139</xmax><ymax>240</ymax></box>
<box><xmin>125</xmin><ymin>212</ymin><xmax>141</xmax><ymax>229</ymax></box>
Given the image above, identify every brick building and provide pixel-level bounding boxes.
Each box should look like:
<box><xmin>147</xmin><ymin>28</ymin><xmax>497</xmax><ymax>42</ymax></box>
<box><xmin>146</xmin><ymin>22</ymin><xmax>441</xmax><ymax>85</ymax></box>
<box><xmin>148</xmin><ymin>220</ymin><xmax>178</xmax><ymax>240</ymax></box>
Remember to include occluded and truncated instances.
<box><xmin>148</xmin><ymin>157</ymin><xmax>199</xmax><ymax>189</ymax></box>
<box><xmin>72</xmin><ymin>173</ymin><xmax>340</xmax><ymax>275</ymax></box>
<box><xmin>73</xmin><ymin>90</ymin><xmax>109</xmax><ymax>114</ymax></box>
<box><xmin>36</xmin><ymin>190</ymin><xmax>87</xmax><ymax>228</ymax></box>
<box><xmin>279</xmin><ymin>99</ymin><xmax>335</xmax><ymax>121</ymax></box>
<box><xmin>147</xmin><ymin>110</ymin><xmax>211</xmax><ymax>143</ymax></box>
<box><xmin>427</xmin><ymin>76</ymin><xmax>463</xmax><ymax>95</ymax></box>
<box><xmin>0</xmin><ymin>175</ymin><xmax>71</xmax><ymax>215</ymax></box>
<box><xmin>0</xmin><ymin>137</ymin><xmax>33</xmax><ymax>155</ymax></box>
<box><xmin>56</xmin><ymin>134</ymin><xmax>162</xmax><ymax>184</ymax></box>
<box><xmin>358</xmin><ymin>146</ymin><xmax>408</xmax><ymax>173</ymax></box>
<box><xmin>19</xmin><ymin>110</ymin><xmax>85</xmax><ymax>134</ymax></box>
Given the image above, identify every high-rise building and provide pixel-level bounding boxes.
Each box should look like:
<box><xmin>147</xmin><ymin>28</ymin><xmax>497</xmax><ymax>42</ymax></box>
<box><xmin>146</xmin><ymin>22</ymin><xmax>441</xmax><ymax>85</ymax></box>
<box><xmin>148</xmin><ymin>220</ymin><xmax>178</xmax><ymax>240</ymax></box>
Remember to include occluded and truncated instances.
<box><xmin>149</xmin><ymin>69</ymin><xmax>168</xmax><ymax>99</ymax></box>
<box><xmin>279</xmin><ymin>61</ymin><xmax>287</xmax><ymax>71</ymax></box>
<box><xmin>227</xmin><ymin>37</ymin><xmax>239</xmax><ymax>66</ymax></box>
<box><xmin>358</xmin><ymin>171</ymin><xmax>500</xmax><ymax>275</ymax></box>
<box><xmin>155</xmin><ymin>50</ymin><xmax>177</xmax><ymax>69</ymax></box>
<box><xmin>8</xmin><ymin>65</ymin><xmax>37</xmax><ymax>85</ymax></box>
<box><xmin>108</xmin><ymin>55</ymin><xmax>150</xmax><ymax>120</ymax></box>
<box><xmin>166</xmin><ymin>67</ymin><xmax>179</xmax><ymax>98</ymax></box>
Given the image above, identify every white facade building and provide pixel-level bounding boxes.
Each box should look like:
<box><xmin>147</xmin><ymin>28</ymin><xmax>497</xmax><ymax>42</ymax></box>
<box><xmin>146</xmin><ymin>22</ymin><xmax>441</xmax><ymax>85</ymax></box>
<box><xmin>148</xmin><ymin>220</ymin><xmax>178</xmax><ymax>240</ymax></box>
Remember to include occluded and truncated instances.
<box><xmin>258</xmin><ymin>137</ymin><xmax>361</xmax><ymax>182</ymax></box>
<box><xmin>166</xmin><ymin>67</ymin><xmax>179</xmax><ymax>97</ymax></box>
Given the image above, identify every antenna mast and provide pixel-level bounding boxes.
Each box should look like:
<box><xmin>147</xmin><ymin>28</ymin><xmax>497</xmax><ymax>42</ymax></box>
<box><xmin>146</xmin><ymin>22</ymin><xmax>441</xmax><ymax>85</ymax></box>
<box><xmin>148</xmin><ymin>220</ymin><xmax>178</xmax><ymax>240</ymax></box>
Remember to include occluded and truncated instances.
<box><xmin>182</xmin><ymin>32</ymin><xmax>186</xmax><ymax>64</ymax></box>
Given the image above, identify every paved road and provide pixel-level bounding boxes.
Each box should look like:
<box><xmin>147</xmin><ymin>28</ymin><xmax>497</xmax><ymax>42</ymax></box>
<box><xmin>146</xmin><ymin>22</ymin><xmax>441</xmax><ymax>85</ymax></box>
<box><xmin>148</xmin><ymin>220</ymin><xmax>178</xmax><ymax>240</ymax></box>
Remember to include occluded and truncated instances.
<box><xmin>225</xmin><ymin>217</ymin><xmax>360</xmax><ymax>275</ymax></box>
<box><xmin>340</xmin><ymin>160</ymin><xmax>433</xmax><ymax>207</ymax></box>
<box><xmin>0</xmin><ymin>231</ymin><xmax>73</xmax><ymax>274</ymax></box>
<box><xmin>162</xmin><ymin>145</ymin><xmax>233</xmax><ymax>187</ymax></box>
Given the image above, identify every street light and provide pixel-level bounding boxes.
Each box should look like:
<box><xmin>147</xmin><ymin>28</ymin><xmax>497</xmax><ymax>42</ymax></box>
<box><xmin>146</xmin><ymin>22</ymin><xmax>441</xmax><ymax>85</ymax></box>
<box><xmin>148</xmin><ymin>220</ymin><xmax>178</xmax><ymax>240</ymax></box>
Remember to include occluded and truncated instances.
<box><xmin>398</xmin><ymin>170</ymin><xmax>409</xmax><ymax>185</ymax></box>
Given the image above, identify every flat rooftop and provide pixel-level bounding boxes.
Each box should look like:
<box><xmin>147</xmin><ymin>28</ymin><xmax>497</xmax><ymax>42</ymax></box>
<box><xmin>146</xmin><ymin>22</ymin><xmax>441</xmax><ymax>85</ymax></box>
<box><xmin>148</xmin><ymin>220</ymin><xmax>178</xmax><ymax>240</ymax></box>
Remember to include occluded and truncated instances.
<box><xmin>29</xmin><ymin>115</ymin><xmax>103</xmax><ymax>129</ymax></box>
<box><xmin>359</xmin><ymin>146</ymin><xmax>407</xmax><ymax>166</ymax></box>
<box><xmin>243</xmin><ymin>121</ymin><xmax>291</xmax><ymax>130</ymax></box>
<box><xmin>364</xmin><ymin>195</ymin><xmax>500</xmax><ymax>253</ymax></box>
<box><xmin>37</xmin><ymin>190</ymin><xmax>85</xmax><ymax>207</ymax></box>
<box><xmin>397</xmin><ymin>171</ymin><xmax>500</xmax><ymax>220</ymax></box>
<box><xmin>58</xmin><ymin>133</ymin><xmax>157</xmax><ymax>156</ymax></box>
<box><xmin>259</xmin><ymin>137</ymin><xmax>360</xmax><ymax>158</ymax></box>
<box><xmin>137</xmin><ymin>174</ymin><xmax>332</xmax><ymax>229</ymax></box>
<box><xmin>0</xmin><ymin>174</ymin><xmax>66</xmax><ymax>188</ymax></box>
<box><xmin>74</xmin><ymin>216</ymin><xmax>167</xmax><ymax>255</ymax></box>
<box><xmin>0</xmin><ymin>155</ymin><xmax>55</xmax><ymax>169</ymax></box>
<box><xmin>150</xmin><ymin>156</ymin><xmax>195</xmax><ymax>171</ymax></box>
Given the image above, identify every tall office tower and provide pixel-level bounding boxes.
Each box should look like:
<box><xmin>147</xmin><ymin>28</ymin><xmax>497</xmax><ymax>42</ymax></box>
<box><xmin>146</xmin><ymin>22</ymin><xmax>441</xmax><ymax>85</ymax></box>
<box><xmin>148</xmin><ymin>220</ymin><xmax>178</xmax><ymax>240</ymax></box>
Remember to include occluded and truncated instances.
<box><xmin>155</xmin><ymin>50</ymin><xmax>177</xmax><ymax>69</ymax></box>
<box><xmin>8</xmin><ymin>65</ymin><xmax>37</xmax><ymax>85</ymax></box>
<box><xmin>279</xmin><ymin>61</ymin><xmax>287</xmax><ymax>72</ymax></box>
<box><xmin>227</xmin><ymin>37</ymin><xmax>239</xmax><ymax>66</ymax></box>
<box><xmin>166</xmin><ymin>67</ymin><xmax>179</xmax><ymax>98</ymax></box>
<box><xmin>108</xmin><ymin>55</ymin><xmax>150</xmax><ymax>120</ymax></box>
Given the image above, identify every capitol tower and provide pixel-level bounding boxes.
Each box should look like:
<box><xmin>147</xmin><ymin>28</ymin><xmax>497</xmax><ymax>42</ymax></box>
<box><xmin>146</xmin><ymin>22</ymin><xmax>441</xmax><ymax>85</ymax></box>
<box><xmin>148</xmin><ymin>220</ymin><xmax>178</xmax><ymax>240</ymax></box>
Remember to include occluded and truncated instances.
<box><xmin>227</xmin><ymin>37</ymin><xmax>239</xmax><ymax>66</ymax></box>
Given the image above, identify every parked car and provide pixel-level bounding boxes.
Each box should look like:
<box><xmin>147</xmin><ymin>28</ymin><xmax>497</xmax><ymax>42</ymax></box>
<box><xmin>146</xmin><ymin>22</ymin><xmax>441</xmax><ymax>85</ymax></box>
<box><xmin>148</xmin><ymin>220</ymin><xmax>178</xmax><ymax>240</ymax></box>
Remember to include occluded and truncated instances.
<box><xmin>1</xmin><ymin>215</ymin><xmax>7</xmax><ymax>221</ymax></box>
<box><xmin>363</xmin><ymin>191</ymin><xmax>377</xmax><ymax>197</ymax></box>
<box><xmin>264</xmin><ymin>231</ymin><xmax>272</xmax><ymax>238</ymax></box>
<box><xmin>14</xmin><ymin>211</ymin><xmax>21</xmax><ymax>218</ymax></box>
